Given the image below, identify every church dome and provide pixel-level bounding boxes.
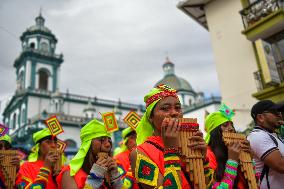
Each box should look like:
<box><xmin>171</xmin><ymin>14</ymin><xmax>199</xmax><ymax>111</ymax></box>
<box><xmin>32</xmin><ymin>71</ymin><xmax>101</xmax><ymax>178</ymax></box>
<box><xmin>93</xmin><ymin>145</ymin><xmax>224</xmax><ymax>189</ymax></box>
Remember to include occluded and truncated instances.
<box><xmin>154</xmin><ymin>57</ymin><xmax>195</xmax><ymax>93</ymax></box>
<box><xmin>20</xmin><ymin>13</ymin><xmax>57</xmax><ymax>42</ymax></box>
<box><xmin>155</xmin><ymin>75</ymin><xmax>193</xmax><ymax>92</ymax></box>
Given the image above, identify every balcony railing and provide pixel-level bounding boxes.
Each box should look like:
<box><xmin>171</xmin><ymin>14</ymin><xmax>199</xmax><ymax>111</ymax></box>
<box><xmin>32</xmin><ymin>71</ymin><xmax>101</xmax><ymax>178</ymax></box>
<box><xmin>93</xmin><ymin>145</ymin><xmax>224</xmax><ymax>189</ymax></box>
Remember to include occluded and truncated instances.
<box><xmin>253</xmin><ymin>70</ymin><xmax>264</xmax><ymax>91</ymax></box>
<box><xmin>253</xmin><ymin>59</ymin><xmax>284</xmax><ymax>91</ymax></box>
<box><xmin>276</xmin><ymin>59</ymin><xmax>284</xmax><ymax>81</ymax></box>
<box><xmin>240</xmin><ymin>0</ymin><xmax>284</xmax><ymax>29</ymax></box>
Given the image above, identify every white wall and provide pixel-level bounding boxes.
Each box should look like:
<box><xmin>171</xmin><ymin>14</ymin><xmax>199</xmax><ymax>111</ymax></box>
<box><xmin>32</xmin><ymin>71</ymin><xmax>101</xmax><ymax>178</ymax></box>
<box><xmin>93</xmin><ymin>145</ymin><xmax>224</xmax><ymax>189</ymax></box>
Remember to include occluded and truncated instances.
<box><xmin>27</xmin><ymin>96</ymin><xmax>50</xmax><ymax>119</ymax></box>
<box><xmin>183</xmin><ymin>103</ymin><xmax>220</xmax><ymax>134</ymax></box>
<box><xmin>57</xmin><ymin>127</ymin><xmax>81</xmax><ymax>148</ymax></box>
<box><xmin>205</xmin><ymin>0</ymin><xmax>258</xmax><ymax>130</ymax></box>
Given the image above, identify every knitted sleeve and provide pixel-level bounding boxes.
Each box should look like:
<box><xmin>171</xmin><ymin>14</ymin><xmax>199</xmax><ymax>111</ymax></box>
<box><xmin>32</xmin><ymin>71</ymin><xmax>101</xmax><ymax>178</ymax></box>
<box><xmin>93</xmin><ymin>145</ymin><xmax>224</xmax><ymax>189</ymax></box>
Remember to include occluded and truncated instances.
<box><xmin>209</xmin><ymin>159</ymin><xmax>239</xmax><ymax>189</ymax></box>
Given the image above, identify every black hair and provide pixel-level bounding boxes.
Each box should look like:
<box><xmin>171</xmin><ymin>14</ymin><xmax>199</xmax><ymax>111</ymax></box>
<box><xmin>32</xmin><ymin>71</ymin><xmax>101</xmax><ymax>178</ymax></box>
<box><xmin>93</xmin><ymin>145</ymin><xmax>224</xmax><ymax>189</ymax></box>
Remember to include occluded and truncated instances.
<box><xmin>208</xmin><ymin>126</ymin><xmax>239</xmax><ymax>189</ymax></box>
<box><xmin>0</xmin><ymin>140</ymin><xmax>12</xmax><ymax>150</ymax></box>
<box><xmin>124</xmin><ymin>131</ymin><xmax>136</xmax><ymax>139</ymax></box>
<box><xmin>36</xmin><ymin>135</ymin><xmax>57</xmax><ymax>144</ymax></box>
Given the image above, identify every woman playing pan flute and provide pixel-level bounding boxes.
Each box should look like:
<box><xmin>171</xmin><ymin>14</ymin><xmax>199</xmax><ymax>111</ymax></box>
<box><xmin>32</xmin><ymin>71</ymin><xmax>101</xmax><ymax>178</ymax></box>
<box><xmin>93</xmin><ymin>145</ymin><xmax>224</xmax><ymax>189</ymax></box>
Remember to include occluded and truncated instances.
<box><xmin>204</xmin><ymin>107</ymin><xmax>258</xmax><ymax>189</ymax></box>
<box><xmin>130</xmin><ymin>84</ymin><xmax>209</xmax><ymax>189</ymax></box>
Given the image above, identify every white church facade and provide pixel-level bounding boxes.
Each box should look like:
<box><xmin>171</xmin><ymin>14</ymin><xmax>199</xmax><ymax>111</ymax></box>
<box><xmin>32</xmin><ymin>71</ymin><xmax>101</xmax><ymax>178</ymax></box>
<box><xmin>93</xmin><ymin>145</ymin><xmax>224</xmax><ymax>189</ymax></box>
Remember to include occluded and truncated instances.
<box><xmin>2</xmin><ymin>14</ymin><xmax>145</xmax><ymax>155</ymax></box>
<box><xmin>2</xmin><ymin>13</ymin><xmax>221</xmax><ymax>156</ymax></box>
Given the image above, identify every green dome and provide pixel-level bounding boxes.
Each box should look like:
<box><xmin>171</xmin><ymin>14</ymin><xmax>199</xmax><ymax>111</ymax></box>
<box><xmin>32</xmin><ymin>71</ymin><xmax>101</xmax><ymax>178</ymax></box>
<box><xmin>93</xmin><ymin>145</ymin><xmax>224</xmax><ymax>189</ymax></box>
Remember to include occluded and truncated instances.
<box><xmin>155</xmin><ymin>75</ymin><xmax>194</xmax><ymax>92</ymax></box>
<box><xmin>20</xmin><ymin>13</ymin><xmax>57</xmax><ymax>42</ymax></box>
<box><xmin>155</xmin><ymin>57</ymin><xmax>195</xmax><ymax>93</ymax></box>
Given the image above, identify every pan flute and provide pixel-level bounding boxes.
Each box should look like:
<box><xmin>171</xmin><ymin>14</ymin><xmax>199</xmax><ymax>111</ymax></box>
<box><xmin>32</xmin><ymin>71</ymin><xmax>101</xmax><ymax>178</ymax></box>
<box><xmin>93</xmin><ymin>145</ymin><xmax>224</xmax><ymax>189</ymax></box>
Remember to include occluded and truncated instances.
<box><xmin>222</xmin><ymin>132</ymin><xmax>258</xmax><ymax>189</ymax></box>
<box><xmin>49</xmin><ymin>148</ymin><xmax>62</xmax><ymax>173</ymax></box>
<box><xmin>0</xmin><ymin>150</ymin><xmax>17</xmax><ymax>189</ymax></box>
<box><xmin>97</xmin><ymin>152</ymin><xmax>110</xmax><ymax>182</ymax></box>
<box><xmin>178</xmin><ymin>118</ymin><xmax>206</xmax><ymax>189</ymax></box>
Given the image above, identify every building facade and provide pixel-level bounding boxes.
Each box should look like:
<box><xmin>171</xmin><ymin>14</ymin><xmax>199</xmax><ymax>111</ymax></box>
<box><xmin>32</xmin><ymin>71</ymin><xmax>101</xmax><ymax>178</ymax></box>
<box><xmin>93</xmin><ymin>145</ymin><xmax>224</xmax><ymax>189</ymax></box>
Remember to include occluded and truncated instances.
<box><xmin>177</xmin><ymin>0</ymin><xmax>284</xmax><ymax>131</ymax></box>
<box><xmin>2</xmin><ymin>14</ymin><xmax>145</xmax><ymax>155</ymax></box>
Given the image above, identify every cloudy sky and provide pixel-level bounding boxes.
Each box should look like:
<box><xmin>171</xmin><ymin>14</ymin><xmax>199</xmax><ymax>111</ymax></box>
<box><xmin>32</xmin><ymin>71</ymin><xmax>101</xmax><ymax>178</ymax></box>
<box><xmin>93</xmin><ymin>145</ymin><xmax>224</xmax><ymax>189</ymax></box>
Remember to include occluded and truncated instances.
<box><xmin>0</xmin><ymin>0</ymin><xmax>220</xmax><ymax>117</ymax></box>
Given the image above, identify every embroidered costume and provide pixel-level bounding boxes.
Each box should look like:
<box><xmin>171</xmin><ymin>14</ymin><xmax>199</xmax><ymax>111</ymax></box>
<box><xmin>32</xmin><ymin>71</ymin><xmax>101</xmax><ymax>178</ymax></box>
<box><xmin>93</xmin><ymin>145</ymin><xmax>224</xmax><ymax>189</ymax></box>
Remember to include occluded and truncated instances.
<box><xmin>134</xmin><ymin>85</ymin><xmax>192</xmax><ymax>188</ymax></box>
<box><xmin>56</xmin><ymin>118</ymin><xmax>122</xmax><ymax>189</ymax></box>
<box><xmin>114</xmin><ymin>127</ymin><xmax>138</xmax><ymax>189</ymax></box>
<box><xmin>16</xmin><ymin>129</ymin><xmax>58</xmax><ymax>189</ymax></box>
<box><xmin>204</xmin><ymin>107</ymin><xmax>258</xmax><ymax>189</ymax></box>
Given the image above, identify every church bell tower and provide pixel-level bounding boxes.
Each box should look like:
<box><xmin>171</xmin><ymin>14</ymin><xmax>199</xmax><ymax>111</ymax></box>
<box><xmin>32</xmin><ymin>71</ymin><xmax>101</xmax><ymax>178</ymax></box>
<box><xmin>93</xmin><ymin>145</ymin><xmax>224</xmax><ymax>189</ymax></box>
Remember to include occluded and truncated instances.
<box><xmin>14</xmin><ymin>12</ymin><xmax>63</xmax><ymax>93</ymax></box>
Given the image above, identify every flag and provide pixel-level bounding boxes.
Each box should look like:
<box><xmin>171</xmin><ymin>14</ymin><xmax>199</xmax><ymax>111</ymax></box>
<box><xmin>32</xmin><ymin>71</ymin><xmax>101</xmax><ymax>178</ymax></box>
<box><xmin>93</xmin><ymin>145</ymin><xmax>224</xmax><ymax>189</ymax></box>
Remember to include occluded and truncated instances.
<box><xmin>0</xmin><ymin>124</ymin><xmax>8</xmax><ymax>137</ymax></box>
<box><xmin>102</xmin><ymin>112</ymin><xmax>119</xmax><ymax>133</ymax></box>
<box><xmin>57</xmin><ymin>139</ymin><xmax>67</xmax><ymax>153</ymax></box>
<box><xmin>123</xmin><ymin>111</ymin><xmax>141</xmax><ymax>130</ymax></box>
<box><xmin>45</xmin><ymin>115</ymin><xmax>64</xmax><ymax>136</ymax></box>
<box><xmin>219</xmin><ymin>103</ymin><xmax>235</xmax><ymax>120</ymax></box>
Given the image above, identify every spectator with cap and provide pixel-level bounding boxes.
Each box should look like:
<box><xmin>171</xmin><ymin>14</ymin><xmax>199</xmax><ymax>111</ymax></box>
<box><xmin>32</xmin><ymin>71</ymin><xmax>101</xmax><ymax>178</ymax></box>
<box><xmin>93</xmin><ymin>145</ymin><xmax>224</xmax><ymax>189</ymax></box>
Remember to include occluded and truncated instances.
<box><xmin>248</xmin><ymin>100</ymin><xmax>284</xmax><ymax>189</ymax></box>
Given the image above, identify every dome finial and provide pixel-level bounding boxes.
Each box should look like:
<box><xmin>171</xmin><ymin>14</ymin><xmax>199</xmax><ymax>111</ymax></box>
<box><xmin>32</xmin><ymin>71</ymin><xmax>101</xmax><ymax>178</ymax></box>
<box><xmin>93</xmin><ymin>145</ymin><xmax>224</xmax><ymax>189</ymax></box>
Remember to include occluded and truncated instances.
<box><xmin>35</xmin><ymin>7</ymin><xmax>45</xmax><ymax>27</ymax></box>
<box><xmin>166</xmin><ymin>56</ymin><xmax>170</xmax><ymax>63</ymax></box>
<box><xmin>39</xmin><ymin>7</ymin><xmax>42</xmax><ymax>17</ymax></box>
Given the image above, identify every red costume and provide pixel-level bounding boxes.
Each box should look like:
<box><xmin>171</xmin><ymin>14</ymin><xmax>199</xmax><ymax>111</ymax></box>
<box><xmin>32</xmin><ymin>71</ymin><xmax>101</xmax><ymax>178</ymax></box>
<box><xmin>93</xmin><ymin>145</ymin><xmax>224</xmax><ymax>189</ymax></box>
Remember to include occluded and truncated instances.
<box><xmin>137</xmin><ymin>136</ymin><xmax>191</xmax><ymax>188</ymax></box>
<box><xmin>16</xmin><ymin>160</ymin><xmax>57</xmax><ymax>189</ymax></box>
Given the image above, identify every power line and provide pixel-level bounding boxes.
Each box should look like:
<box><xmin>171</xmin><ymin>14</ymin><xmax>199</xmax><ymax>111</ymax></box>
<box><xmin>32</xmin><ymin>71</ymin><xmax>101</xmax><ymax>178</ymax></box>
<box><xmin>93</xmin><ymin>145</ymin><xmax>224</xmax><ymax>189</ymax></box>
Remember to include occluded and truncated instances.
<box><xmin>0</xmin><ymin>25</ymin><xmax>18</xmax><ymax>40</ymax></box>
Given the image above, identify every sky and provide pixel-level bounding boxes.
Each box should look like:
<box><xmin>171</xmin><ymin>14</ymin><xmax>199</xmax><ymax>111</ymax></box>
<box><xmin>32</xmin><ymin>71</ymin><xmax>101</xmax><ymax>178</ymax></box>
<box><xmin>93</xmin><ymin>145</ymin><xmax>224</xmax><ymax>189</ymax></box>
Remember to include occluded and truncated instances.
<box><xmin>0</xmin><ymin>0</ymin><xmax>220</xmax><ymax>118</ymax></box>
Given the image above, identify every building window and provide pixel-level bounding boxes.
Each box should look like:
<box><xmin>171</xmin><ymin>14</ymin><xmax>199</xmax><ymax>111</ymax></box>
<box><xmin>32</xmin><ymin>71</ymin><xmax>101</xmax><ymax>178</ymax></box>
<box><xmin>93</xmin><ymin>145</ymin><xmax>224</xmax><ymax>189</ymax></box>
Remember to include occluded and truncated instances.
<box><xmin>13</xmin><ymin>113</ymin><xmax>17</xmax><ymax>129</ymax></box>
<box><xmin>40</xmin><ymin>42</ymin><xmax>49</xmax><ymax>53</ymax></box>
<box><xmin>22</xmin><ymin>108</ymin><xmax>26</xmax><ymax>123</ymax></box>
<box><xmin>266</xmin><ymin>32</ymin><xmax>284</xmax><ymax>82</ymax></box>
<box><xmin>38</xmin><ymin>69</ymin><xmax>49</xmax><ymax>90</ymax></box>
<box><xmin>18</xmin><ymin>71</ymin><xmax>24</xmax><ymax>90</ymax></box>
<box><xmin>65</xmin><ymin>139</ymin><xmax>77</xmax><ymax>148</ymax></box>
<box><xmin>55</xmin><ymin>102</ymin><xmax>58</xmax><ymax>112</ymax></box>
<box><xmin>30</xmin><ymin>42</ymin><xmax>35</xmax><ymax>49</ymax></box>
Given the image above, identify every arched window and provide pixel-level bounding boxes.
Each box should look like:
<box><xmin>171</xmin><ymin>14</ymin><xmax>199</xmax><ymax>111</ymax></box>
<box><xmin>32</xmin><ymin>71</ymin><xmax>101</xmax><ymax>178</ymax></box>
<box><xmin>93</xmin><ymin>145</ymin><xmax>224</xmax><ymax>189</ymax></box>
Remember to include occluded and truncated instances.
<box><xmin>40</xmin><ymin>42</ymin><xmax>49</xmax><ymax>52</ymax></box>
<box><xmin>13</xmin><ymin>113</ymin><xmax>17</xmax><ymax>129</ymax></box>
<box><xmin>18</xmin><ymin>71</ymin><xmax>24</xmax><ymax>90</ymax></box>
<box><xmin>65</xmin><ymin>139</ymin><xmax>77</xmax><ymax>148</ymax></box>
<box><xmin>30</xmin><ymin>42</ymin><xmax>35</xmax><ymax>49</ymax></box>
<box><xmin>22</xmin><ymin>108</ymin><xmax>26</xmax><ymax>123</ymax></box>
<box><xmin>38</xmin><ymin>69</ymin><xmax>49</xmax><ymax>90</ymax></box>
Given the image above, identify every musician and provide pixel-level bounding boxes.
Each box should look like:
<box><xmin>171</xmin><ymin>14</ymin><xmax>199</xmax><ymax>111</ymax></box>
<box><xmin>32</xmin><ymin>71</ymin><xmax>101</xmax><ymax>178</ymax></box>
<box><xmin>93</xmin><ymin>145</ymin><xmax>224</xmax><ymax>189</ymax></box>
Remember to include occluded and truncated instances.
<box><xmin>0</xmin><ymin>134</ymin><xmax>21</xmax><ymax>189</ymax></box>
<box><xmin>204</xmin><ymin>108</ymin><xmax>255</xmax><ymax>189</ymax></box>
<box><xmin>248</xmin><ymin>100</ymin><xmax>284</xmax><ymax>189</ymax></box>
<box><xmin>114</xmin><ymin>127</ymin><xmax>138</xmax><ymax>188</ymax></box>
<box><xmin>15</xmin><ymin>128</ymin><xmax>60</xmax><ymax>189</ymax></box>
<box><xmin>57</xmin><ymin>118</ymin><xmax>122</xmax><ymax>189</ymax></box>
<box><xmin>130</xmin><ymin>84</ymin><xmax>207</xmax><ymax>189</ymax></box>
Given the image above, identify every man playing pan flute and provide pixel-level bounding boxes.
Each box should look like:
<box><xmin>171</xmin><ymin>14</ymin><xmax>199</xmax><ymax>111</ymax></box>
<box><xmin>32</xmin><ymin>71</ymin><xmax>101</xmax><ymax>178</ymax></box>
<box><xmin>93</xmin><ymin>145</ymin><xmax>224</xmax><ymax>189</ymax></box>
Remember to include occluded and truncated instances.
<box><xmin>16</xmin><ymin>128</ymin><xmax>61</xmax><ymax>189</ymax></box>
<box><xmin>204</xmin><ymin>105</ymin><xmax>258</xmax><ymax>189</ymax></box>
<box><xmin>57</xmin><ymin>118</ymin><xmax>122</xmax><ymax>189</ymax></box>
<box><xmin>0</xmin><ymin>134</ymin><xmax>21</xmax><ymax>189</ymax></box>
<box><xmin>130</xmin><ymin>84</ymin><xmax>208</xmax><ymax>189</ymax></box>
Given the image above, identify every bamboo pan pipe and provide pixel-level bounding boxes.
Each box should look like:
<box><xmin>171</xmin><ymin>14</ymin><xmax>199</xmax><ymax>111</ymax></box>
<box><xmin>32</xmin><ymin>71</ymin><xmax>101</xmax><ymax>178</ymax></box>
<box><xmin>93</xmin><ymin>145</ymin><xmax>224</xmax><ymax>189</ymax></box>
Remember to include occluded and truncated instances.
<box><xmin>222</xmin><ymin>132</ymin><xmax>258</xmax><ymax>189</ymax></box>
<box><xmin>49</xmin><ymin>148</ymin><xmax>63</xmax><ymax>173</ymax></box>
<box><xmin>0</xmin><ymin>150</ymin><xmax>17</xmax><ymax>189</ymax></box>
<box><xmin>178</xmin><ymin>118</ymin><xmax>206</xmax><ymax>189</ymax></box>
